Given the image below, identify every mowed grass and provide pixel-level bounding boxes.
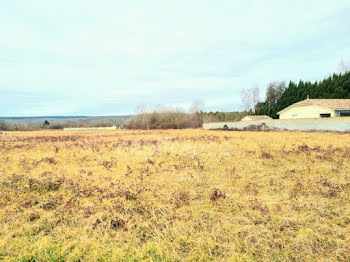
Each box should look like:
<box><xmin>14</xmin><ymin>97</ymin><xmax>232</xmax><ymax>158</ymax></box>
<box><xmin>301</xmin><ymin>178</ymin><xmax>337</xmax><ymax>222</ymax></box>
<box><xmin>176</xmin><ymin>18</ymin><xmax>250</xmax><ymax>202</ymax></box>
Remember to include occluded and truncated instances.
<box><xmin>0</xmin><ymin>130</ymin><xmax>350</xmax><ymax>261</ymax></box>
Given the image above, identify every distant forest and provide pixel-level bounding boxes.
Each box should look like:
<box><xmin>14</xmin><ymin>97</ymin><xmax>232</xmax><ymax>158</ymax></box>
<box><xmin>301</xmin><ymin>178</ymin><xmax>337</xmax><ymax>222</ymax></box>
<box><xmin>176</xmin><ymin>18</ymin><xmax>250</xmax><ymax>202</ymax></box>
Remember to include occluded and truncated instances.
<box><xmin>255</xmin><ymin>71</ymin><xmax>350</xmax><ymax>118</ymax></box>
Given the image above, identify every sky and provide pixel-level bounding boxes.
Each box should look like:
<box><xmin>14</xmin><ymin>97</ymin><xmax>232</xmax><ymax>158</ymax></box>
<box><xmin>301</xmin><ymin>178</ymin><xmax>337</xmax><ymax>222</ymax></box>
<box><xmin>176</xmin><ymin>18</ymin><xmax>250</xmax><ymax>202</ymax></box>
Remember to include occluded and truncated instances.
<box><xmin>1</xmin><ymin>0</ymin><xmax>350</xmax><ymax>116</ymax></box>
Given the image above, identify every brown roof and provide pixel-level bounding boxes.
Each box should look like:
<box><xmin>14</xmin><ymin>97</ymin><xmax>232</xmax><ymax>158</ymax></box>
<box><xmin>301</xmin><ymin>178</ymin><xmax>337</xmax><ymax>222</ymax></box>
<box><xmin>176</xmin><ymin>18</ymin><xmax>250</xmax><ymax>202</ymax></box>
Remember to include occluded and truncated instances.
<box><xmin>278</xmin><ymin>98</ymin><xmax>350</xmax><ymax>114</ymax></box>
<box><xmin>243</xmin><ymin>115</ymin><xmax>272</xmax><ymax>120</ymax></box>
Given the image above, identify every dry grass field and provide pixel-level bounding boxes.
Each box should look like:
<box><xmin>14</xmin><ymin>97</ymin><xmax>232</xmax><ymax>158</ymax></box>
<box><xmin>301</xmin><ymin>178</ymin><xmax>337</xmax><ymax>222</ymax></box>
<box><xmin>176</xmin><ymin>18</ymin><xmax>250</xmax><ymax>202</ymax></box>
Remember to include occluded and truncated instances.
<box><xmin>0</xmin><ymin>130</ymin><xmax>350</xmax><ymax>261</ymax></box>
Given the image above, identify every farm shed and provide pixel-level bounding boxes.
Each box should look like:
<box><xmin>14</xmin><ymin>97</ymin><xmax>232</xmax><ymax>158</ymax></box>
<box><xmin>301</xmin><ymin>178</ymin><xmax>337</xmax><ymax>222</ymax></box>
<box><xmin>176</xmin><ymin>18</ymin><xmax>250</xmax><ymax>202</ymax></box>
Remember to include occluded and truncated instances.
<box><xmin>241</xmin><ymin>115</ymin><xmax>272</xmax><ymax>121</ymax></box>
<box><xmin>277</xmin><ymin>98</ymin><xmax>350</xmax><ymax>119</ymax></box>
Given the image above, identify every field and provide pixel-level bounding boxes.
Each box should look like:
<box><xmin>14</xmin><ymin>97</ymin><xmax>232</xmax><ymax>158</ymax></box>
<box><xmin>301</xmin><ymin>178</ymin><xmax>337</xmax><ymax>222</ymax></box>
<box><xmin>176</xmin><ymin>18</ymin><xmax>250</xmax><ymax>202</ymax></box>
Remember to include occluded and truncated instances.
<box><xmin>0</xmin><ymin>130</ymin><xmax>350</xmax><ymax>261</ymax></box>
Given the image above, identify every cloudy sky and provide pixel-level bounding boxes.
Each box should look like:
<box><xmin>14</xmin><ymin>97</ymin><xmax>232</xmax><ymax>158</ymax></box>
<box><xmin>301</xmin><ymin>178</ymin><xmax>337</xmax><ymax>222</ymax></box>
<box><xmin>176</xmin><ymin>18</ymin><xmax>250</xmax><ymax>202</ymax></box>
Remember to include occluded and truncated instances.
<box><xmin>1</xmin><ymin>0</ymin><xmax>350</xmax><ymax>116</ymax></box>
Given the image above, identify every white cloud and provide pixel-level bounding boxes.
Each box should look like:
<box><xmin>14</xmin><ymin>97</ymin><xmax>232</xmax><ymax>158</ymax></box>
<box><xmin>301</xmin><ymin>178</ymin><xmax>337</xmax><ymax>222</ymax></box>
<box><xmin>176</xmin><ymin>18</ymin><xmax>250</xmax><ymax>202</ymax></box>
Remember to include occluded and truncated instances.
<box><xmin>0</xmin><ymin>0</ymin><xmax>350</xmax><ymax>115</ymax></box>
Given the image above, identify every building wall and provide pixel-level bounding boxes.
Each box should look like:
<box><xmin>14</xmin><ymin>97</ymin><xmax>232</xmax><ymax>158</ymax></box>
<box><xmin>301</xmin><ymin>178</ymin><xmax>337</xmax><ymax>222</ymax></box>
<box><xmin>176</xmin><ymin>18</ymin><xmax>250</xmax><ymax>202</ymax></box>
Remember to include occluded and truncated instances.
<box><xmin>279</xmin><ymin>105</ymin><xmax>335</xmax><ymax>119</ymax></box>
<box><xmin>203</xmin><ymin>117</ymin><xmax>350</xmax><ymax>132</ymax></box>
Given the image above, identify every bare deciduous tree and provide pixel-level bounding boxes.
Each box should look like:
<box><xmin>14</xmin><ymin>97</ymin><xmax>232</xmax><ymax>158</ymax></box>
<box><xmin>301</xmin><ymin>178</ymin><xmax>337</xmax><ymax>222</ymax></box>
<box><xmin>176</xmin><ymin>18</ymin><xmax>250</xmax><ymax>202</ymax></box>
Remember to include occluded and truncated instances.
<box><xmin>241</xmin><ymin>86</ymin><xmax>260</xmax><ymax>112</ymax></box>
<box><xmin>252</xmin><ymin>85</ymin><xmax>260</xmax><ymax>111</ymax></box>
<box><xmin>134</xmin><ymin>105</ymin><xmax>151</xmax><ymax>130</ymax></box>
<box><xmin>240</xmin><ymin>88</ymin><xmax>251</xmax><ymax>111</ymax></box>
<box><xmin>189</xmin><ymin>101</ymin><xmax>205</xmax><ymax>113</ymax></box>
<box><xmin>266</xmin><ymin>81</ymin><xmax>286</xmax><ymax>107</ymax></box>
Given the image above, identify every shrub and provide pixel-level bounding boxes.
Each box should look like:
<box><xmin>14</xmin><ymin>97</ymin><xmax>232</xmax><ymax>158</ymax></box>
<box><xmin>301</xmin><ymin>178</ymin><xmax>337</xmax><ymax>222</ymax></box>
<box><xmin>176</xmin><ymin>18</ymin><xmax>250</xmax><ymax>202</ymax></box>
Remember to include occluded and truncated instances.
<box><xmin>126</xmin><ymin>110</ymin><xmax>203</xmax><ymax>129</ymax></box>
<box><xmin>0</xmin><ymin>120</ymin><xmax>8</xmax><ymax>131</ymax></box>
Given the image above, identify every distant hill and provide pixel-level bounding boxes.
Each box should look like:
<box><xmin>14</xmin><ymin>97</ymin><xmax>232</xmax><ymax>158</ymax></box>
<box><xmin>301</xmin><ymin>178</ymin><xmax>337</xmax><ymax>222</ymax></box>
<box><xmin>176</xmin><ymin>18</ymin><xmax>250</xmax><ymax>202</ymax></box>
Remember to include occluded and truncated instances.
<box><xmin>0</xmin><ymin>115</ymin><xmax>132</xmax><ymax>122</ymax></box>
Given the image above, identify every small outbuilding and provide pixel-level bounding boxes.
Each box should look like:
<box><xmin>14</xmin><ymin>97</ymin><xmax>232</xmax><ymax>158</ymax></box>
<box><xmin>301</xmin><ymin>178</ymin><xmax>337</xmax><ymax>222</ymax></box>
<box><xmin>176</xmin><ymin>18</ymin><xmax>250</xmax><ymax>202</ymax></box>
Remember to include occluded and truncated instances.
<box><xmin>241</xmin><ymin>115</ymin><xmax>272</xmax><ymax>121</ymax></box>
<box><xmin>277</xmin><ymin>98</ymin><xmax>350</xmax><ymax>119</ymax></box>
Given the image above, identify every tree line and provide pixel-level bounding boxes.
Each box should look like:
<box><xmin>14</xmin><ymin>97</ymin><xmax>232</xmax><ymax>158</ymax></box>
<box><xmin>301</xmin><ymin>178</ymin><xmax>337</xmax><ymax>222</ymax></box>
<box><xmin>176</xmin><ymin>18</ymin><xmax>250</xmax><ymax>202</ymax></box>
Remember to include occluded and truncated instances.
<box><xmin>125</xmin><ymin>104</ymin><xmax>249</xmax><ymax>129</ymax></box>
<box><xmin>253</xmin><ymin>71</ymin><xmax>350</xmax><ymax>118</ymax></box>
<box><xmin>2</xmin><ymin>70</ymin><xmax>349</xmax><ymax>131</ymax></box>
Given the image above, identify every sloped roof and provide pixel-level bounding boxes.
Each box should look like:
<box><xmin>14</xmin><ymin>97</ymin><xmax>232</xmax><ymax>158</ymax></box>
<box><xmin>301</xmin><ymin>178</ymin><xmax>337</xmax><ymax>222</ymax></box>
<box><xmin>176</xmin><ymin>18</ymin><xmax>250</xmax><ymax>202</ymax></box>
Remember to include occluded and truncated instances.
<box><xmin>242</xmin><ymin>115</ymin><xmax>272</xmax><ymax>120</ymax></box>
<box><xmin>277</xmin><ymin>99</ymin><xmax>350</xmax><ymax>115</ymax></box>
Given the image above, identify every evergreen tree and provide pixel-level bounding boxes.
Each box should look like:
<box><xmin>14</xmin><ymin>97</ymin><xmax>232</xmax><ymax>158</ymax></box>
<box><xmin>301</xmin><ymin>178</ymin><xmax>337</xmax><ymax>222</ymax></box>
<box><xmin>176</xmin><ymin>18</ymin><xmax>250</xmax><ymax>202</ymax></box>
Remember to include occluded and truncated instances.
<box><xmin>255</xmin><ymin>72</ymin><xmax>350</xmax><ymax>118</ymax></box>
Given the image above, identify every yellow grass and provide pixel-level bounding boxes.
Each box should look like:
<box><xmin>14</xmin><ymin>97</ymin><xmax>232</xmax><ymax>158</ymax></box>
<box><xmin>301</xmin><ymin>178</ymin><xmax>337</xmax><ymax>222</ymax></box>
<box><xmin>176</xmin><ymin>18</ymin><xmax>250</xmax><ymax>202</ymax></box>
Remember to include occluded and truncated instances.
<box><xmin>0</xmin><ymin>130</ymin><xmax>349</xmax><ymax>261</ymax></box>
